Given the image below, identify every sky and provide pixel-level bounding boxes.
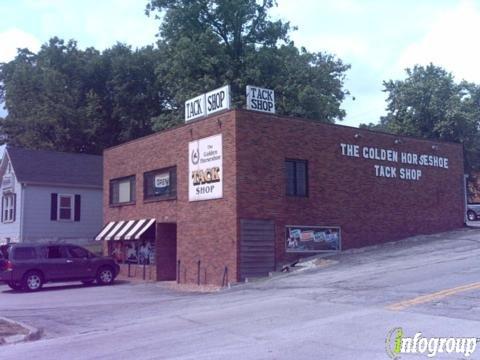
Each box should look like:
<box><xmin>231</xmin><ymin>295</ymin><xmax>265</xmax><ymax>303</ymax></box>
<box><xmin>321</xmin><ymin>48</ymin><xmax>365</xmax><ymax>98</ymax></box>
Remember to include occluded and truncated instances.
<box><xmin>1</xmin><ymin>0</ymin><xmax>480</xmax><ymax>127</ymax></box>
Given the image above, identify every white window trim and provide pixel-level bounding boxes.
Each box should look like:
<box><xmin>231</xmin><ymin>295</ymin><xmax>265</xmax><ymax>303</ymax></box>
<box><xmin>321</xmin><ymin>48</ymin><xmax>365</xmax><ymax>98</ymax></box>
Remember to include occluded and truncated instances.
<box><xmin>57</xmin><ymin>194</ymin><xmax>74</xmax><ymax>221</ymax></box>
<box><xmin>2</xmin><ymin>193</ymin><xmax>15</xmax><ymax>223</ymax></box>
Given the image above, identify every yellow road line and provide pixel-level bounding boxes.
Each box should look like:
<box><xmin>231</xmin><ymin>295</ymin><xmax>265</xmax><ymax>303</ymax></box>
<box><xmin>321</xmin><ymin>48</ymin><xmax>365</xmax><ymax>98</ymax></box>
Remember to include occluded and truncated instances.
<box><xmin>387</xmin><ymin>281</ymin><xmax>480</xmax><ymax>311</ymax></box>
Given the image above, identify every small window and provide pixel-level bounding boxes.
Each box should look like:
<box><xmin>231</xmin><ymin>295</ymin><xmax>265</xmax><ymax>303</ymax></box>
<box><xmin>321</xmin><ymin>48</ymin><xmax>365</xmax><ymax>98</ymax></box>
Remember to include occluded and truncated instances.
<box><xmin>58</xmin><ymin>194</ymin><xmax>73</xmax><ymax>221</ymax></box>
<box><xmin>67</xmin><ymin>246</ymin><xmax>90</xmax><ymax>259</ymax></box>
<box><xmin>2</xmin><ymin>194</ymin><xmax>16</xmax><ymax>223</ymax></box>
<box><xmin>144</xmin><ymin>167</ymin><xmax>177</xmax><ymax>200</ymax></box>
<box><xmin>110</xmin><ymin>176</ymin><xmax>136</xmax><ymax>205</ymax></box>
<box><xmin>13</xmin><ymin>247</ymin><xmax>36</xmax><ymax>260</ymax></box>
<box><xmin>285</xmin><ymin>159</ymin><xmax>308</xmax><ymax>197</ymax></box>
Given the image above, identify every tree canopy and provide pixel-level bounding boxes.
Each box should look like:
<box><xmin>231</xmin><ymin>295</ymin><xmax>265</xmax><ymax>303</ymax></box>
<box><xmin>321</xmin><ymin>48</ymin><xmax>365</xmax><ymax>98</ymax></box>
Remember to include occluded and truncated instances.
<box><xmin>146</xmin><ymin>0</ymin><xmax>350</xmax><ymax>128</ymax></box>
<box><xmin>0</xmin><ymin>38</ymin><xmax>162</xmax><ymax>154</ymax></box>
<box><xmin>1</xmin><ymin>1</ymin><xmax>351</xmax><ymax>152</ymax></box>
<box><xmin>361</xmin><ymin>64</ymin><xmax>480</xmax><ymax>172</ymax></box>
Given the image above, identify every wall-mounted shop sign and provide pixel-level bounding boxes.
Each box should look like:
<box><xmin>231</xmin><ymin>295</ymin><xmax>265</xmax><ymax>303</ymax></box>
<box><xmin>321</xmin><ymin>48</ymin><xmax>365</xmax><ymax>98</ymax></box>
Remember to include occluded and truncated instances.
<box><xmin>340</xmin><ymin>143</ymin><xmax>450</xmax><ymax>182</ymax></box>
<box><xmin>246</xmin><ymin>85</ymin><xmax>275</xmax><ymax>114</ymax></box>
<box><xmin>185</xmin><ymin>85</ymin><xmax>231</xmax><ymax>122</ymax></box>
<box><xmin>188</xmin><ymin>134</ymin><xmax>223</xmax><ymax>201</ymax></box>
<box><xmin>286</xmin><ymin>225</ymin><xmax>341</xmax><ymax>253</ymax></box>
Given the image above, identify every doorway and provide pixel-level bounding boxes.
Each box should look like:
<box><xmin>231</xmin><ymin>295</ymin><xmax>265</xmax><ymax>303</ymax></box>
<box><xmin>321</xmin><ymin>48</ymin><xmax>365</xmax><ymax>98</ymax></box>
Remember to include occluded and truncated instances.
<box><xmin>156</xmin><ymin>223</ymin><xmax>177</xmax><ymax>280</ymax></box>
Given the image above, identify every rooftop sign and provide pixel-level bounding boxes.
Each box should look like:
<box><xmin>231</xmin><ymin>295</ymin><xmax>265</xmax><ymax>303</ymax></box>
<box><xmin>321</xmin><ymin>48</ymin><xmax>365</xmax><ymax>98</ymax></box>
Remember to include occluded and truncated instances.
<box><xmin>185</xmin><ymin>85</ymin><xmax>231</xmax><ymax>122</ymax></box>
<box><xmin>185</xmin><ymin>94</ymin><xmax>206</xmax><ymax>122</ymax></box>
<box><xmin>246</xmin><ymin>85</ymin><xmax>275</xmax><ymax>114</ymax></box>
<box><xmin>206</xmin><ymin>85</ymin><xmax>231</xmax><ymax>116</ymax></box>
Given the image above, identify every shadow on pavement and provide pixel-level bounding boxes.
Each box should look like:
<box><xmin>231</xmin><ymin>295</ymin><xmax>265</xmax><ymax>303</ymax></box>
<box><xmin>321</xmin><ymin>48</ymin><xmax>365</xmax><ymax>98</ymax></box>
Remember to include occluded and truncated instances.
<box><xmin>0</xmin><ymin>280</ymin><xmax>130</xmax><ymax>294</ymax></box>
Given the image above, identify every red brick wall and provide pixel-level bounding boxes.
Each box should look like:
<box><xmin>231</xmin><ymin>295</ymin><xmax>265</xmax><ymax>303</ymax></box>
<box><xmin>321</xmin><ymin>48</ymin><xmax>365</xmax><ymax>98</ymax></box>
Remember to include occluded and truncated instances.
<box><xmin>103</xmin><ymin>111</ymin><xmax>238</xmax><ymax>285</ymax></box>
<box><xmin>104</xmin><ymin>109</ymin><xmax>465</xmax><ymax>284</ymax></box>
<box><xmin>235</xmin><ymin>110</ymin><xmax>465</xmax><ymax>266</ymax></box>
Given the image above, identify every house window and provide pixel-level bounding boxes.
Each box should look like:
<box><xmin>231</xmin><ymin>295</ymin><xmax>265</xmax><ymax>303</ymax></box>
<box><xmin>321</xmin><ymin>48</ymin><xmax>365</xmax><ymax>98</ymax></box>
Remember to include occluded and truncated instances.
<box><xmin>285</xmin><ymin>159</ymin><xmax>308</xmax><ymax>197</ymax></box>
<box><xmin>2</xmin><ymin>193</ymin><xmax>16</xmax><ymax>223</ymax></box>
<box><xmin>110</xmin><ymin>176</ymin><xmax>136</xmax><ymax>205</ymax></box>
<box><xmin>58</xmin><ymin>194</ymin><xmax>73</xmax><ymax>221</ymax></box>
<box><xmin>144</xmin><ymin>167</ymin><xmax>176</xmax><ymax>200</ymax></box>
<box><xmin>50</xmin><ymin>193</ymin><xmax>81</xmax><ymax>222</ymax></box>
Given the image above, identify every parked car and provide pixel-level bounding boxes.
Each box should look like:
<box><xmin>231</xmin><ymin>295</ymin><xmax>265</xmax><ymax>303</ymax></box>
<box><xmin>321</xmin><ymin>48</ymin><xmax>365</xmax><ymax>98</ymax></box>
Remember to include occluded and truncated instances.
<box><xmin>467</xmin><ymin>204</ymin><xmax>480</xmax><ymax>221</ymax></box>
<box><xmin>0</xmin><ymin>243</ymin><xmax>120</xmax><ymax>291</ymax></box>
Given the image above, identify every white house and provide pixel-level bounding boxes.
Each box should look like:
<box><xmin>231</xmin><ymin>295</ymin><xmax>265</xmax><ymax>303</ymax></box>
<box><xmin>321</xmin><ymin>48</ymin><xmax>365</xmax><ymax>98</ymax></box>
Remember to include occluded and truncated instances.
<box><xmin>0</xmin><ymin>146</ymin><xmax>103</xmax><ymax>245</ymax></box>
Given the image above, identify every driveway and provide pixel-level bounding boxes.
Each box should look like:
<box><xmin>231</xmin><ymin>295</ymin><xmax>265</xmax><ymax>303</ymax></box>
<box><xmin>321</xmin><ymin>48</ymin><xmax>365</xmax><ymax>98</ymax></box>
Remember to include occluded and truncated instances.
<box><xmin>1</xmin><ymin>226</ymin><xmax>480</xmax><ymax>359</ymax></box>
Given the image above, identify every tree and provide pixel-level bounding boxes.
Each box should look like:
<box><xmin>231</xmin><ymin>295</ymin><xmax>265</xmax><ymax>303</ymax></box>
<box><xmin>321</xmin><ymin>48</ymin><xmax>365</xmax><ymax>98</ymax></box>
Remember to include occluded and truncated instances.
<box><xmin>363</xmin><ymin>64</ymin><xmax>480</xmax><ymax>172</ymax></box>
<box><xmin>0</xmin><ymin>38</ymin><xmax>164</xmax><ymax>153</ymax></box>
<box><xmin>0</xmin><ymin>2</ymin><xmax>351</xmax><ymax>152</ymax></box>
<box><xmin>146</xmin><ymin>0</ymin><xmax>350</xmax><ymax>128</ymax></box>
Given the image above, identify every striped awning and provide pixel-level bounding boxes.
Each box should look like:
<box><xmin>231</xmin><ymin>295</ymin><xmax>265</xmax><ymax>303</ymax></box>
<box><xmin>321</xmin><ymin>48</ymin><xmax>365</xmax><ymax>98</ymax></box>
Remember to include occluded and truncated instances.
<box><xmin>95</xmin><ymin>219</ymin><xmax>156</xmax><ymax>241</ymax></box>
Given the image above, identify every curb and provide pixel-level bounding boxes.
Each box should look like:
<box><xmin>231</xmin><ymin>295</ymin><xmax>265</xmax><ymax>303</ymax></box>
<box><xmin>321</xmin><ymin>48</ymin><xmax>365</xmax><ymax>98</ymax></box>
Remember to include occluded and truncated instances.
<box><xmin>0</xmin><ymin>317</ymin><xmax>42</xmax><ymax>345</ymax></box>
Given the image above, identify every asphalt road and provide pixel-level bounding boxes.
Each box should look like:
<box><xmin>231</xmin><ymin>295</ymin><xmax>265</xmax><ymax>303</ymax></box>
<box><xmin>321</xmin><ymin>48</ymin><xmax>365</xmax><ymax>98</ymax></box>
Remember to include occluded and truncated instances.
<box><xmin>1</xmin><ymin>226</ymin><xmax>480</xmax><ymax>359</ymax></box>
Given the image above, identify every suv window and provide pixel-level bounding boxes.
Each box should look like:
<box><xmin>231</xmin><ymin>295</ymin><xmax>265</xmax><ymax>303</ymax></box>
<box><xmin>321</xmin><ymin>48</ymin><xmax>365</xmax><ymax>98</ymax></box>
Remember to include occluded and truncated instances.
<box><xmin>46</xmin><ymin>246</ymin><xmax>68</xmax><ymax>259</ymax></box>
<box><xmin>0</xmin><ymin>245</ymin><xmax>9</xmax><ymax>260</ymax></box>
<box><xmin>13</xmin><ymin>247</ymin><xmax>37</xmax><ymax>260</ymax></box>
<box><xmin>67</xmin><ymin>246</ymin><xmax>90</xmax><ymax>259</ymax></box>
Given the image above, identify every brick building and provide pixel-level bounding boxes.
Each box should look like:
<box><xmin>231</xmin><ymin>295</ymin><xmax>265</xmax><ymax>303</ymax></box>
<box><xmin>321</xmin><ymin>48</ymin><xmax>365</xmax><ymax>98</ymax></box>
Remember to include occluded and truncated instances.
<box><xmin>96</xmin><ymin>109</ymin><xmax>465</xmax><ymax>285</ymax></box>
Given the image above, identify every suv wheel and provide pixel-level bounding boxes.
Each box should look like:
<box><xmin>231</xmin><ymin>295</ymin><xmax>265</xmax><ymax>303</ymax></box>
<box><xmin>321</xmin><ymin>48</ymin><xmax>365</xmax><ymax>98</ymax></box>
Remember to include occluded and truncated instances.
<box><xmin>23</xmin><ymin>271</ymin><xmax>43</xmax><ymax>292</ymax></box>
<box><xmin>467</xmin><ymin>211</ymin><xmax>476</xmax><ymax>221</ymax></box>
<box><xmin>96</xmin><ymin>266</ymin><xmax>114</xmax><ymax>285</ymax></box>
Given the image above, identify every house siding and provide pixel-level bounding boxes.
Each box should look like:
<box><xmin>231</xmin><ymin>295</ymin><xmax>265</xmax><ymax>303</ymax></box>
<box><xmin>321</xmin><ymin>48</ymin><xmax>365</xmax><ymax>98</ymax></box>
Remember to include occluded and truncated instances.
<box><xmin>22</xmin><ymin>185</ymin><xmax>103</xmax><ymax>244</ymax></box>
<box><xmin>0</xmin><ymin>172</ymin><xmax>22</xmax><ymax>243</ymax></box>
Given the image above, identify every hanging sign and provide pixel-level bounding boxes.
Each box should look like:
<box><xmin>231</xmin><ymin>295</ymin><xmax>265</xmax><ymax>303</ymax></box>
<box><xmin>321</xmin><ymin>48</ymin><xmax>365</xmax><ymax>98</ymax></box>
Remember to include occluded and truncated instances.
<box><xmin>154</xmin><ymin>173</ymin><xmax>170</xmax><ymax>195</ymax></box>
<box><xmin>246</xmin><ymin>85</ymin><xmax>275</xmax><ymax>113</ymax></box>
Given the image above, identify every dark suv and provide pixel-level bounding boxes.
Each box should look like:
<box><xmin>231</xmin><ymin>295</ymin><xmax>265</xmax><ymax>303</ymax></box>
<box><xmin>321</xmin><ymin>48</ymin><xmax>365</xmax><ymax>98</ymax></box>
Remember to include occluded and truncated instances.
<box><xmin>0</xmin><ymin>243</ymin><xmax>120</xmax><ymax>291</ymax></box>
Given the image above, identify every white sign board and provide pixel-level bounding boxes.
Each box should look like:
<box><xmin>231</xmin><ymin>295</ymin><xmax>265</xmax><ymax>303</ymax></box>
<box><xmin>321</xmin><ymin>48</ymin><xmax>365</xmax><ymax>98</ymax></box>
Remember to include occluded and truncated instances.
<box><xmin>206</xmin><ymin>85</ymin><xmax>230</xmax><ymax>116</ymax></box>
<box><xmin>246</xmin><ymin>85</ymin><xmax>275</xmax><ymax>113</ymax></box>
<box><xmin>154</xmin><ymin>173</ymin><xmax>170</xmax><ymax>188</ymax></box>
<box><xmin>185</xmin><ymin>94</ymin><xmax>206</xmax><ymax>122</ymax></box>
<box><xmin>189</xmin><ymin>134</ymin><xmax>223</xmax><ymax>201</ymax></box>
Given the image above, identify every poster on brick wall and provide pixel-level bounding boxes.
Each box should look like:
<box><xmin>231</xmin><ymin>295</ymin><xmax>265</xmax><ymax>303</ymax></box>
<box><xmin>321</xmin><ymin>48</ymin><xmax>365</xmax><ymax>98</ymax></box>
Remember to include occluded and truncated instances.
<box><xmin>188</xmin><ymin>134</ymin><xmax>223</xmax><ymax>201</ymax></box>
<box><xmin>286</xmin><ymin>225</ymin><xmax>341</xmax><ymax>253</ymax></box>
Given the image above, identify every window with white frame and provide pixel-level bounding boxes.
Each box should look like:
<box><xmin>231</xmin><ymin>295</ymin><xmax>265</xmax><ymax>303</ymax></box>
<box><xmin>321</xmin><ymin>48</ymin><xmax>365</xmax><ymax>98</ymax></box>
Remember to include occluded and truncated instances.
<box><xmin>2</xmin><ymin>193</ymin><xmax>16</xmax><ymax>223</ymax></box>
<box><xmin>58</xmin><ymin>194</ymin><xmax>73</xmax><ymax>221</ymax></box>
